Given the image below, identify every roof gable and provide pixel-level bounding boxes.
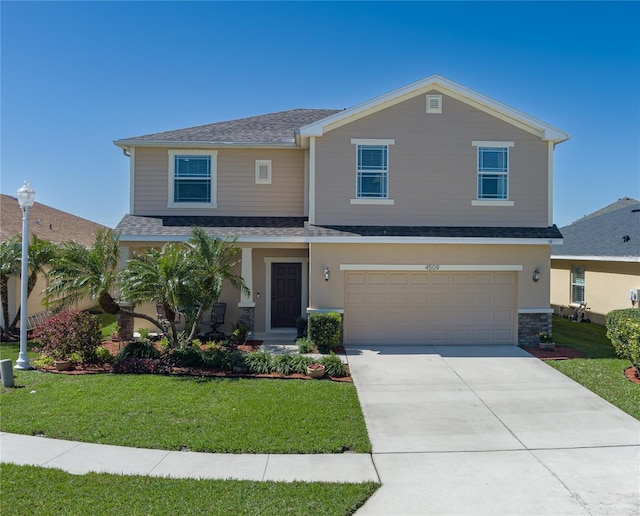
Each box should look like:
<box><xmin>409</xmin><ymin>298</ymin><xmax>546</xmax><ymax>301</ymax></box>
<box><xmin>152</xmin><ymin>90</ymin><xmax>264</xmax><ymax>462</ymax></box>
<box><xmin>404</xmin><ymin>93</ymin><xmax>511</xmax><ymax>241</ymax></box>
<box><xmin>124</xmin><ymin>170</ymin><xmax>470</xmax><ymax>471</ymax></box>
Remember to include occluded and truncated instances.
<box><xmin>551</xmin><ymin>198</ymin><xmax>640</xmax><ymax>260</ymax></box>
<box><xmin>298</xmin><ymin>75</ymin><xmax>570</xmax><ymax>144</ymax></box>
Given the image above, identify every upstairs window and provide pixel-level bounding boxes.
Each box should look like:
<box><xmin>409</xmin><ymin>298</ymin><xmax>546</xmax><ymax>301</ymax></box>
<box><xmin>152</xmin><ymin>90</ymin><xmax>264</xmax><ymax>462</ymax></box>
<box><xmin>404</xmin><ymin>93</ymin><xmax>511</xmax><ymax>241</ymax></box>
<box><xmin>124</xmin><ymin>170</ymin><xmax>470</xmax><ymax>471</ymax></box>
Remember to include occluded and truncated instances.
<box><xmin>473</xmin><ymin>141</ymin><xmax>514</xmax><ymax>201</ymax></box>
<box><xmin>356</xmin><ymin>144</ymin><xmax>388</xmax><ymax>198</ymax></box>
<box><xmin>571</xmin><ymin>266</ymin><xmax>585</xmax><ymax>304</ymax></box>
<box><xmin>168</xmin><ymin>150</ymin><xmax>217</xmax><ymax>207</ymax></box>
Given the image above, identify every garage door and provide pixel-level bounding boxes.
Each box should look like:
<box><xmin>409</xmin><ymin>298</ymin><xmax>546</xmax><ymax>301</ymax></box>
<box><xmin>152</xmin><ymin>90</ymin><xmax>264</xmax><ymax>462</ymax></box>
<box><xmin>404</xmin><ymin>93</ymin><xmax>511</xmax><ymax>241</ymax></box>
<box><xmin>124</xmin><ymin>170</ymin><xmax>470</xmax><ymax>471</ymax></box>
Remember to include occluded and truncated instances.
<box><xmin>344</xmin><ymin>271</ymin><xmax>516</xmax><ymax>345</ymax></box>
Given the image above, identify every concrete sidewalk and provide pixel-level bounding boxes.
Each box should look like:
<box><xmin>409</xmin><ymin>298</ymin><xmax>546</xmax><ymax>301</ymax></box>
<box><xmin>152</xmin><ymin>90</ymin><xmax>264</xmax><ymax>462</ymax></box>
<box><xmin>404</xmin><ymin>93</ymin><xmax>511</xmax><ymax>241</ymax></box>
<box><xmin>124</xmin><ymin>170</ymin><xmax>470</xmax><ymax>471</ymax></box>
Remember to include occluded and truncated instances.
<box><xmin>0</xmin><ymin>432</ymin><xmax>378</xmax><ymax>483</ymax></box>
<box><xmin>348</xmin><ymin>345</ymin><xmax>640</xmax><ymax>516</ymax></box>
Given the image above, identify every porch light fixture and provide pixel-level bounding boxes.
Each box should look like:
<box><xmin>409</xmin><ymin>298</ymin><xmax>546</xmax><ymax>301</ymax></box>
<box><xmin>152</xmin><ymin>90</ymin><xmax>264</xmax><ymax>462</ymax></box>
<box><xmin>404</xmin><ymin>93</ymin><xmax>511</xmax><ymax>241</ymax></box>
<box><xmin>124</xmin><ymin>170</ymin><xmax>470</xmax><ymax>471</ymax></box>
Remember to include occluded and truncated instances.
<box><xmin>532</xmin><ymin>268</ymin><xmax>540</xmax><ymax>283</ymax></box>
<box><xmin>15</xmin><ymin>181</ymin><xmax>35</xmax><ymax>370</ymax></box>
<box><xmin>323</xmin><ymin>267</ymin><xmax>330</xmax><ymax>281</ymax></box>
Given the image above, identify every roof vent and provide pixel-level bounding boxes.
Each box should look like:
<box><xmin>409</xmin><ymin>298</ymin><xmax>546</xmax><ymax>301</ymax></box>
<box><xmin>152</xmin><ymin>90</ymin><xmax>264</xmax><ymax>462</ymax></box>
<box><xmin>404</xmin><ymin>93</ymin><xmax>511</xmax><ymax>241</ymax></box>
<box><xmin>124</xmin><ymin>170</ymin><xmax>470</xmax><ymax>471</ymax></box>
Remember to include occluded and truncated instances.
<box><xmin>622</xmin><ymin>235</ymin><xmax>631</xmax><ymax>242</ymax></box>
<box><xmin>426</xmin><ymin>94</ymin><xmax>442</xmax><ymax>114</ymax></box>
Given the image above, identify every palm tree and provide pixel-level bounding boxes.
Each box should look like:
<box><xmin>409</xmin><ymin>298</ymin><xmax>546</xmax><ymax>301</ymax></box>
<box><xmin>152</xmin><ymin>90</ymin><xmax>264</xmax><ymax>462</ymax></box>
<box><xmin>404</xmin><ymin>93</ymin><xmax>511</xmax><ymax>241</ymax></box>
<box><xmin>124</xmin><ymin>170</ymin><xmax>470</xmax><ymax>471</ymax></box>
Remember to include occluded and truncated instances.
<box><xmin>119</xmin><ymin>227</ymin><xmax>249</xmax><ymax>347</ymax></box>
<box><xmin>0</xmin><ymin>236</ymin><xmax>21</xmax><ymax>338</ymax></box>
<box><xmin>119</xmin><ymin>243</ymin><xmax>195</xmax><ymax>345</ymax></box>
<box><xmin>44</xmin><ymin>228</ymin><xmax>158</xmax><ymax>329</ymax></box>
<box><xmin>8</xmin><ymin>235</ymin><xmax>58</xmax><ymax>331</ymax></box>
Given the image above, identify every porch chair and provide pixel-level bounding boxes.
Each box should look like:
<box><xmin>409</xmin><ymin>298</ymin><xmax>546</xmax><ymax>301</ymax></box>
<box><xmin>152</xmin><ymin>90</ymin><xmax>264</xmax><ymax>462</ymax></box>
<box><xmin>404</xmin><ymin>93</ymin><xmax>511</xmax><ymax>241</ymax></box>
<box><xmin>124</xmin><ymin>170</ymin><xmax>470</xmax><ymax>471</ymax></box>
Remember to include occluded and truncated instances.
<box><xmin>200</xmin><ymin>302</ymin><xmax>227</xmax><ymax>340</ymax></box>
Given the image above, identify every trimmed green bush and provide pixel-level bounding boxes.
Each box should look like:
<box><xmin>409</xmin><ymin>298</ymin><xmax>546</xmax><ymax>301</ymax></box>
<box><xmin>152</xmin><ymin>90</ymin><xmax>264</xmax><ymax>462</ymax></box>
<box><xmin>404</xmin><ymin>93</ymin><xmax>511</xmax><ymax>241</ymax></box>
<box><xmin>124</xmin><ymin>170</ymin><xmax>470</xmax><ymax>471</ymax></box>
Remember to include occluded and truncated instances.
<box><xmin>319</xmin><ymin>353</ymin><xmax>347</xmax><ymax>377</ymax></box>
<box><xmin>308</xmin><ymin>312</ymin><xmax>342</xmax><ymax>352</ymax></box>
<box><xmin>606</xmin><ymin>308</ymin><xmax>640</xmax><ymax>368</ymax></box>
<box><xmin>115</xmin><ymin>340</ymin><xmax>160</xmax><ymax>363</ymax></box>
<box><xmin>296</xmin><ymin>336</ymin><xmax>314</xmax><ymax>353</ymax></box>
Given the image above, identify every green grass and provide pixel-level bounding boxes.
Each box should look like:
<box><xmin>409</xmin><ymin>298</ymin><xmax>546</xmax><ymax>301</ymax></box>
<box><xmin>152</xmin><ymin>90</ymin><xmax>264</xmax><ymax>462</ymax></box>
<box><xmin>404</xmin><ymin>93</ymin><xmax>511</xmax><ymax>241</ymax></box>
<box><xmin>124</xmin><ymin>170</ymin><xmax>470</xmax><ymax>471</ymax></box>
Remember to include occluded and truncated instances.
<box><xmin>1</xmin><ymin>464</ymin><xmax>378</xmax><ymax>516</ymax></box>
<box><xmin>94</xmin><ymin>310</ymin><xmax>118</xmax><ymax>339</ymax></box>
<box><xmin>0</xmin><ymin>364</ymin><xmax>371</xmax><ymax>454</ymax></box>
<box><xmin>548</xmin><ymin>316</ymin><xmax>639</xmax><ymax>420</ymax></box>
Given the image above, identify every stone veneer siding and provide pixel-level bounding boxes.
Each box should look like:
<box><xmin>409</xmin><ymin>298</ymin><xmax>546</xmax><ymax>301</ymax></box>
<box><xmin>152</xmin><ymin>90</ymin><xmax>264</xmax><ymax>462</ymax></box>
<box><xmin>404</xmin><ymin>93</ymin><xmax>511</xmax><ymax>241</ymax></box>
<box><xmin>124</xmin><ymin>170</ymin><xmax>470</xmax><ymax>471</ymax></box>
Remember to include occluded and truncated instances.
<box><xmin>518</xmin><ymin>312</ymin><xmax>551</xmax><ymax>347</ymax></box>
<box><xmin>238</xmin><ymin>306</ymin><xmax>254</xmax><ymax>332</ymax></box>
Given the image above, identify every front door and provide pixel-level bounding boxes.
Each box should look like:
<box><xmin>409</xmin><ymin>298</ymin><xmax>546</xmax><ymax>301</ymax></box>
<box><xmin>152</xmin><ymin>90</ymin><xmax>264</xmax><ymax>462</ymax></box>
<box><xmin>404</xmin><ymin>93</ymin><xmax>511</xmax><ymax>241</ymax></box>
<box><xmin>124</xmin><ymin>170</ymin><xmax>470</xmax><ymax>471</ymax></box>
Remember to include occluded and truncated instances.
<box><xmin>271</xmin><ymin>263</ymin><xmax>302</xmax><ymax>328</ymax></box>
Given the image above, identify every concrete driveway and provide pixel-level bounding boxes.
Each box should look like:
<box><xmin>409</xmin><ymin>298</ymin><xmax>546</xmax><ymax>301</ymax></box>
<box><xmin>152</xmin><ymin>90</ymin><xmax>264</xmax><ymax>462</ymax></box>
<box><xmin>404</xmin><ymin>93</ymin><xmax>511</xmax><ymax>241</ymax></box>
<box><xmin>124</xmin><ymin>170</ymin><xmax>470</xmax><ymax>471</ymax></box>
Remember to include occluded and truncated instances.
<box><xmin>347</xmin><ymin>345</ymin><xmax>640</xmax><ymax>516</ymax></box>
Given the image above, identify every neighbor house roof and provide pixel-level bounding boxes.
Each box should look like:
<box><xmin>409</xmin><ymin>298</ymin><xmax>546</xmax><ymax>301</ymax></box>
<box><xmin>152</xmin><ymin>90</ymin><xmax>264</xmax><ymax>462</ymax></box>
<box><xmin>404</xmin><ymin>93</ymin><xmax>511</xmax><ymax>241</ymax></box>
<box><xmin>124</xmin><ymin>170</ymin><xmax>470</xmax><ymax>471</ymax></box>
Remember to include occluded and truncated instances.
<box><xmin>116</xmin><ymin>214</ymin><xmax>562</xmax><ymax>244</ymax></box>
<box><xmin>0</xmin><ymin>194</ymin><xmax>107</xmax><ymax>246</ymax></box>
<box><xmin>551</xmin><ymin>197</ymin><xmax>640</xmax><ymax>262</ymax></box>
<box><xmin>114</xmin><ymin>109</ymin><xmax>340</xmax><ymax>149</ymax></box>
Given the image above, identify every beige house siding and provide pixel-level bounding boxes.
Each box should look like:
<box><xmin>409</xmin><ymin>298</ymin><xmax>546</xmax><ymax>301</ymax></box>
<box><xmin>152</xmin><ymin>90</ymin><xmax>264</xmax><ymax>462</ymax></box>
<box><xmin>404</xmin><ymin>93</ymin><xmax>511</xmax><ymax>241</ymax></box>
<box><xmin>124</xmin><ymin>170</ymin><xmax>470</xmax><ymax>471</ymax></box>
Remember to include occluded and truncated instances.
<box><xmin>314</xmin><ymin>92</ymin><xmax>550</xmax><ymax>227</ymax></box>
<box><xmin>132</xmin><ymin>147</ymin><xmax>306</xmax><ymax>217</ymax></box>
<box><xmin>551</xmin><ymin>259</ymin><xmax>640</xmax><ymax>325</ymax></box>
<box><xmin>309</xmin><ymin>243</ymin><xmax>550</xmax><ymax>311</ymax></box>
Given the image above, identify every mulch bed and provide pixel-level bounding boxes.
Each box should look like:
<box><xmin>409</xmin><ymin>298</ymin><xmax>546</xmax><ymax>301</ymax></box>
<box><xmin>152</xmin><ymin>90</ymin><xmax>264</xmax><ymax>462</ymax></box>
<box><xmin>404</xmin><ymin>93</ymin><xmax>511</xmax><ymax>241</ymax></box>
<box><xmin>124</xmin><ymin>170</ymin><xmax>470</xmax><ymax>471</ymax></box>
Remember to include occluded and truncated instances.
<box><xmin>524</xmin><ymin>345</ymin><xmax>585</xmax><ymax>360</ymax></box>
<box><xmin>35</xmin><ymin>339</ymin><xmax>352</xmax><ymax>382</ymax></box>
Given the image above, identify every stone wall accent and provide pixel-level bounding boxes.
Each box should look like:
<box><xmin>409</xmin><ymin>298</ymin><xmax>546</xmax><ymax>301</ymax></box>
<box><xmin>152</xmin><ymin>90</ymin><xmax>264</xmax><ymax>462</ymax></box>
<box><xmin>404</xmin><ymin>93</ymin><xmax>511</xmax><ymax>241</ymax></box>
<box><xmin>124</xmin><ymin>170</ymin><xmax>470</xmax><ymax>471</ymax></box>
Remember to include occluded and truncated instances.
<box><xmin>117</xmin><ymin>303</ymin><xmax>134</xmax><ymax>342</ymax></box>
<box><xmin>518</xmin><ymin>312</ymin><xmax>551</xmax><ymax>347</ymax></box>
<box><xmin>238</xmin><ymin>306</ymin><xmax>255</xmax><ymax>333</ymax></box>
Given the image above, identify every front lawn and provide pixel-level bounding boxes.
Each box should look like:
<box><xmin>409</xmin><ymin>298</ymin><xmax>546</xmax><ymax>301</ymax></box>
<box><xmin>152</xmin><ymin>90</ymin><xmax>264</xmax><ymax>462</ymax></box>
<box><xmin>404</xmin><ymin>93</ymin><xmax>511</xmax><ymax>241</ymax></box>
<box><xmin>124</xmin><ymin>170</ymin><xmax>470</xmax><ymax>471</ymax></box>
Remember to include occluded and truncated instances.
<box><xmin>1</xmin><ymin>464</ymin><xmax>378</xmax><ymax>516</ymax></box>
<box><xmin>548</xmin><ymin>316</ymin><xmax>639</xmax><ymax>420</ymax></box>
<box><xmin>0</xmin><ymin>366</ymin><xmax>370</xmax><ymax>453</ymax></box>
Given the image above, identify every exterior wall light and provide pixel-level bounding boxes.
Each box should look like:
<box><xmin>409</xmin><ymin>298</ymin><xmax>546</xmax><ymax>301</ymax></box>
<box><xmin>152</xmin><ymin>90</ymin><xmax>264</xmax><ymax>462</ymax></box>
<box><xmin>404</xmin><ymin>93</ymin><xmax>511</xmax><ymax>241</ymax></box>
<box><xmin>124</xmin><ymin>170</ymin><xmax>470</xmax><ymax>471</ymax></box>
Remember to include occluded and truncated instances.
<box><xmin>324</xmin><ymin>267</ymin><xmax>330</xmax><ymax>281</ymax></box>
<box><xmin>532</xmin><ymin>268</ymin><xmax>540</xmax><ymax>283</ymax></box>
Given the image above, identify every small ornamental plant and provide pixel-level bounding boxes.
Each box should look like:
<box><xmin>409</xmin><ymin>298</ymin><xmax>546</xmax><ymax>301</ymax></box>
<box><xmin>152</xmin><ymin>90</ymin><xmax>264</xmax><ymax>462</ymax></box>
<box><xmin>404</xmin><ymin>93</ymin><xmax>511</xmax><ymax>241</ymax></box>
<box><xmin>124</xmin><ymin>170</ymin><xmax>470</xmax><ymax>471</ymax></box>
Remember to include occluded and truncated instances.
<box><xmin>538</xmin><ymin>331</ymin><xmax>553</xmax><ymax>343</ymax></box>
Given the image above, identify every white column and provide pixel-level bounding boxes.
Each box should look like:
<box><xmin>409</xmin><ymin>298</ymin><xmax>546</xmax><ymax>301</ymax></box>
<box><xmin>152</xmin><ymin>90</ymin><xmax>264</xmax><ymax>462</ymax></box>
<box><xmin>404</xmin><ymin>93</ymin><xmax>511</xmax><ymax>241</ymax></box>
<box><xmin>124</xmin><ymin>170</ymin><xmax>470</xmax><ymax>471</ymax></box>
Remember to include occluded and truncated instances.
<box><xmin>238</xmin><ymin>247</ymin><xmax>254</xmax><ymax>307</ymax></box>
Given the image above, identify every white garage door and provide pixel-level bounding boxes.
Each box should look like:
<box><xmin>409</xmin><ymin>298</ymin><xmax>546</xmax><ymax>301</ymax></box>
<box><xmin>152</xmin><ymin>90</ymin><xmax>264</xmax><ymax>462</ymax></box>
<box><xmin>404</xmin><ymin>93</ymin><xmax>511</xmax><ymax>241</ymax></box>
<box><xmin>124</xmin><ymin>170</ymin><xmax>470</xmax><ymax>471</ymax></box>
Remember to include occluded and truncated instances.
<box><xmin>344</xmin><ymin>271</ymin><xmax>516</xmax><ymax>345</ymax></box>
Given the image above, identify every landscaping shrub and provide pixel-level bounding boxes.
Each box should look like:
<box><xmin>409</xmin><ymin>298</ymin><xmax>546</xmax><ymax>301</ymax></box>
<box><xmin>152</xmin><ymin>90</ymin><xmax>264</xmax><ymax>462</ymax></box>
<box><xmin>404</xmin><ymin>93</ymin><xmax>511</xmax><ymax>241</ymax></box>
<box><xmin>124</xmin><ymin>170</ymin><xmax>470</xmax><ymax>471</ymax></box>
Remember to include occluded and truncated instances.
<box><xmin>606</xmin><ymin>308</ymin><xmax>640</xmax><ymax>368</ymax></box>
<box><xmin>273</xmin><ymin>354</ymin><xmax>298</xmax><ymax>375</ymax></box>
<box><xmin>95</xmin><ymin>346</ymin><xmax>114</xmax><ymax>365</ymax></box>
<box><xmin>296</xmin><ymin>337</ymin><xmax>314</xmax><ymax>353</ymax></box>
<box><xmin>32</xmin><ymin>309</ymin><xmax>102</xmax><ymax>364</ymax></box>
<box><xmin>201</xmin><ymin>348</ymin><xmax>232</xmax><ymax>370</ymax></box>
<box><xmin>166</xmin><ymin>346</ymin><xmax>204</xmax><ymax>367</ymax></box>
<box><xmin>319</xmin><ymin>353</ymin><xmax>347</xmax><ymax>377</ymax></box>
<box><xmin>290</xmin><ymin>354</ymin><xmax>313</xmax><ymax>374</ymax></box>
<box><xmin>307</xmin><ymin>312</ymin><xmax>342</xmax><ymax>352</ymax></box>
<box><xmin>245</xmin><ymin>351</ymin><xmax>273</xmax><ymax>374</ymax></box>
<box><xmin>115</xmin><ymin>340</ymin><xmax>160</xmax><ymax>363</ymax></box>
<box><xmin>112</xmin><ymin>358</ymin><xmax>171</xmax><ymax>375</ymax></box>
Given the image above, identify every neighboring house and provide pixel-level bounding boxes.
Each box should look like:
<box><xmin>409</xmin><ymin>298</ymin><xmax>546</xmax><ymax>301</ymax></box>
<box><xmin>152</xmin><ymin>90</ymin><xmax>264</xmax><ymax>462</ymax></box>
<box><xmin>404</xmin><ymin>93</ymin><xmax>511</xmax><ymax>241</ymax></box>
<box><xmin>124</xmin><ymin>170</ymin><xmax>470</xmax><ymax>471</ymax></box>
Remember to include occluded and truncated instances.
<box><xmin>113</xmin><ymin>75</ymin><xmax>570</xmax><ymax>346</ymax></box>
<box><xmin>0</xmin><ymin>194</ymin><xmax>107</xmax><ymax>329</ymax></box>
<box><xmin>550</xmin><ymin>197</ymin><xmax>640</xmax><ymax>325</ymax></box>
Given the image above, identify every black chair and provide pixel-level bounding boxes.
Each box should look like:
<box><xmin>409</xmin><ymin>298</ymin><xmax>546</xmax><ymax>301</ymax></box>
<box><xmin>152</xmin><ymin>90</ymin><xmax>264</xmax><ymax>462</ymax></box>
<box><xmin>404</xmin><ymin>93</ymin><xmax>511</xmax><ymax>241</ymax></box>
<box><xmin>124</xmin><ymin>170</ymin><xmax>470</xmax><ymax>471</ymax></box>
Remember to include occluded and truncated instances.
<box><xmin>200</xmin><ymin>303</ymin><xmax>226</xmax><ymax>340</ymax></box>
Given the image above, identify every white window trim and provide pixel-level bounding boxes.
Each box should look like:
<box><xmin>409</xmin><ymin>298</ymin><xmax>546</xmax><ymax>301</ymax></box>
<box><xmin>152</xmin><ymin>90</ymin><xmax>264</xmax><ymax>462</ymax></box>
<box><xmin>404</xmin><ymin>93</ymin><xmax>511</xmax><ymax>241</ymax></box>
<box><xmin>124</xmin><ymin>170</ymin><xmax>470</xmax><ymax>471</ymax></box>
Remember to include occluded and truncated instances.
<box><xmin>352</xmin><ymin>138</ymin><xmax>395</xmax><ymax>200</ymax></box>
<box><xmin>168</xmin><ymin>149</ymin><xmax>218</xmax><ymax>208</ymax></box>
<box><xmin>571</xmin><ymin>265</ymin><xmax>585</xmax><ymax>305</ymax></box>
<box><xmin>426</xmin><ymin>94</ymin><xmax>442</xmax><ymax>114</ymax></box>
<box><xmin>472</xmin><ymin>141</ymin><xmax>514</xmax><ymax>202</ymax></box>
<box><xmin>255</xmin><ymin>159</ymin><xmax>272</xmax><ymax>185</ymax></box>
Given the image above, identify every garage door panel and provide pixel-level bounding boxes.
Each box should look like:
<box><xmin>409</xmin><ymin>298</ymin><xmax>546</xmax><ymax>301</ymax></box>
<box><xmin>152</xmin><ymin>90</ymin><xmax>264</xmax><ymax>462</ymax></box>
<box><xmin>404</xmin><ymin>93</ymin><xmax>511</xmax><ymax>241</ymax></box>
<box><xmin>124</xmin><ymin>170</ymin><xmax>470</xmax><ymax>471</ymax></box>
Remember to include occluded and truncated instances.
<box><xmin>344</xmin><ymin>271</ymin><xmax>516</xmax><ymax>345</ymax></box>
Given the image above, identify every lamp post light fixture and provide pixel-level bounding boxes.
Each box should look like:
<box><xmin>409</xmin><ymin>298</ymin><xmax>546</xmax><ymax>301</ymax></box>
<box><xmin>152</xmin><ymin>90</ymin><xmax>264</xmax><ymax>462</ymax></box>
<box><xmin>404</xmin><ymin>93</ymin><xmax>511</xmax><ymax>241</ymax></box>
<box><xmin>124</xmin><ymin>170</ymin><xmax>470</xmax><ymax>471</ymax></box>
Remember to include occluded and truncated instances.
<box><xmin>15</xmin><ymin>181</ymin><xmax>35</xmax><ymax>370</ymax></box>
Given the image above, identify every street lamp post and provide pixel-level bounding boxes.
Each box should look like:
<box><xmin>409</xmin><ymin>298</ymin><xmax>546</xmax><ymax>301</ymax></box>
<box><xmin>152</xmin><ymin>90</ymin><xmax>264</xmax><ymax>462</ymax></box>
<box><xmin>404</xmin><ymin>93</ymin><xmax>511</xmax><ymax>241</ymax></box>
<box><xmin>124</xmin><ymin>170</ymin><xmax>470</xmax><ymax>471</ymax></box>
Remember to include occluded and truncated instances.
<box><xmin>15</xmin><ymin>181</ymin><xmax>35</xmax><ymax>370</ymax></box>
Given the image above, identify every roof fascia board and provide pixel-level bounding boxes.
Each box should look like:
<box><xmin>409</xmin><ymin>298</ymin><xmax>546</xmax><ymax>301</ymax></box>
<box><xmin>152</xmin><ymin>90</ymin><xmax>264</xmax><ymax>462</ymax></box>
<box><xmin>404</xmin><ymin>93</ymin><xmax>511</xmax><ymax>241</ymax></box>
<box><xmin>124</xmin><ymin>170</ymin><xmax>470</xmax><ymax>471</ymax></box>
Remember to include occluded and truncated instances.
<box><xmin>307</xmin><ymin>237</ymin><xmax>563</xmax><ymax>245</ymax></box>
<box><xmin>299</xmin><ymin>75</ymin><xmax>570</xmax><ymax>143</ymax></box>
<box><xmin>113</xmin><ymin>140</ymin><xmax>298</xmax><ymax>150</ymax></box>
<box><xmin>120</xmin><ymin>235</ymin><xmax>306</xmax><ymax>243</ymax></box>
<box><xmin>551</xmin><ymin>254</ymin><xmax>640</xmax><ymax>262</ymax></box>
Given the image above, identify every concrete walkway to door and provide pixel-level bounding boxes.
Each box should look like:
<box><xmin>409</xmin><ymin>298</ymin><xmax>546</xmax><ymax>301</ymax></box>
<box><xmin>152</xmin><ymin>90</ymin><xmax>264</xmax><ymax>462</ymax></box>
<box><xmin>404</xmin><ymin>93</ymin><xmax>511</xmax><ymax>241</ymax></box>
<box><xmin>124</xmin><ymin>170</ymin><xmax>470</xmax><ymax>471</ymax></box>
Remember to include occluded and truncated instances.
<box><xmin>347</xmin><ymin>344</ymin><xmax>640</xmax><ymax>516</ymax></box>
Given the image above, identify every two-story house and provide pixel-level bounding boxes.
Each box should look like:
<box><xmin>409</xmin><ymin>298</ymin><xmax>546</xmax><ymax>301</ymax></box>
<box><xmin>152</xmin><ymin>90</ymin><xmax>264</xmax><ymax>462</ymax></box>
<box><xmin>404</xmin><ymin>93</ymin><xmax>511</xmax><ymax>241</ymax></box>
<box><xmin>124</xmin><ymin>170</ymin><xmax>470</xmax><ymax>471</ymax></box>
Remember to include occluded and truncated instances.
<box><xmin>114</xmin><ymin>75</ymin><xmax>569</xmax><ymax>346</ymax></box>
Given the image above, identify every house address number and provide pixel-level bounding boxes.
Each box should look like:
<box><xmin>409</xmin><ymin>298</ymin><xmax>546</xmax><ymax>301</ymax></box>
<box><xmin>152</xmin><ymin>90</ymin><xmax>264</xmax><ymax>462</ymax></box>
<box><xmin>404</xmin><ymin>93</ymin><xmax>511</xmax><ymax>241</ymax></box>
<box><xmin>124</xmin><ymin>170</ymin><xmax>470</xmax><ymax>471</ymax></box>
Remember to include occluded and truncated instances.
<box><xmin>424</xmin><ymin>264</ymin><xmax>441</xmax><ymax>271</ymax></box>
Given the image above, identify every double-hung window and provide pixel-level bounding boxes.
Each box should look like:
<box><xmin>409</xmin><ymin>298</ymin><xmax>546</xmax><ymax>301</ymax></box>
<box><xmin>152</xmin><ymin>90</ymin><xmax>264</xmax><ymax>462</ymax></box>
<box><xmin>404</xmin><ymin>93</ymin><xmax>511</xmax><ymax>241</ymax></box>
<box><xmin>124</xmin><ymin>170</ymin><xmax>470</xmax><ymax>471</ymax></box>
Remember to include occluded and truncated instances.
<box><xmin>571</xmin><ymin>265</ymin><xmax>585</xmax><ymax>304</ymax></box>
<box><xmin>350</xmin><ymin>139</ymin><xmax>395</xmax><ymax>200</ymax></box>
<box><xmin>473</xmin><ymin>141</ymin><xmax>514</xmax><ymax>201</ymax></box>
<box><xmin>168</xmin><ymin>150</ymin><xmax>217</xmax><ymax>208</ymax></box>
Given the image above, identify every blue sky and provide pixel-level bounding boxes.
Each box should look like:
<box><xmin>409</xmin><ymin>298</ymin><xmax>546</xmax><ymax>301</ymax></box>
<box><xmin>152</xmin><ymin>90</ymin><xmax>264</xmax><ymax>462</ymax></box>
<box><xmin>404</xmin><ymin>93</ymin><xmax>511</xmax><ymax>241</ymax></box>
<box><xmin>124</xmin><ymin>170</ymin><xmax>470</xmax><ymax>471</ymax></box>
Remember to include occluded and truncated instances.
<box><xmin>2</xmin><ymin>1</ymin><xmax>638</xmax><ymax>229</ymax></box>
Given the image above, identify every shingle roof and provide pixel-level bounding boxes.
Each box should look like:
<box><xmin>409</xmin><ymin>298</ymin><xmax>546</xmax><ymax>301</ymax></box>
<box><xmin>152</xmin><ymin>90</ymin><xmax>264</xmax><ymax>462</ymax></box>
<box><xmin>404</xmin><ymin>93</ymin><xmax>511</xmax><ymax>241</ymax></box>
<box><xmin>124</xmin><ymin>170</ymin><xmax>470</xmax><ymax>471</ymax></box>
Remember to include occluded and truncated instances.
<box><xmin>116</xmin><ymin>214</ymin><xmax>562</xmax><ymax>241</ymax></box>
<box><xmin>0</xmin><ymin>194</ymin><xmax>108</xmax><ymax>246</ymax></box>
<box><xmin>116</xmin><ymin>109</ymin><xmax>341</xmax><ymax>145</ymax></box>
<box><xmin>551</xmin><ymin>198</ymin><xmax>640</xmax><ymax>259</ymax></box>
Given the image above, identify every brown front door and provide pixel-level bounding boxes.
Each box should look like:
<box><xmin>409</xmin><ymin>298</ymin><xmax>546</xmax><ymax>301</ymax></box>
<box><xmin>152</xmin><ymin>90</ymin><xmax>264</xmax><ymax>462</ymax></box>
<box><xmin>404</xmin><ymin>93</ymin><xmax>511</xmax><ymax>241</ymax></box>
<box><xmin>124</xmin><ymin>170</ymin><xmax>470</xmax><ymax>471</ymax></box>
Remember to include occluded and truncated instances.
<box><xmin>271</xmin><ymin>263</ymin><xmax>302</xmax><ymax>328</ymax></box>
